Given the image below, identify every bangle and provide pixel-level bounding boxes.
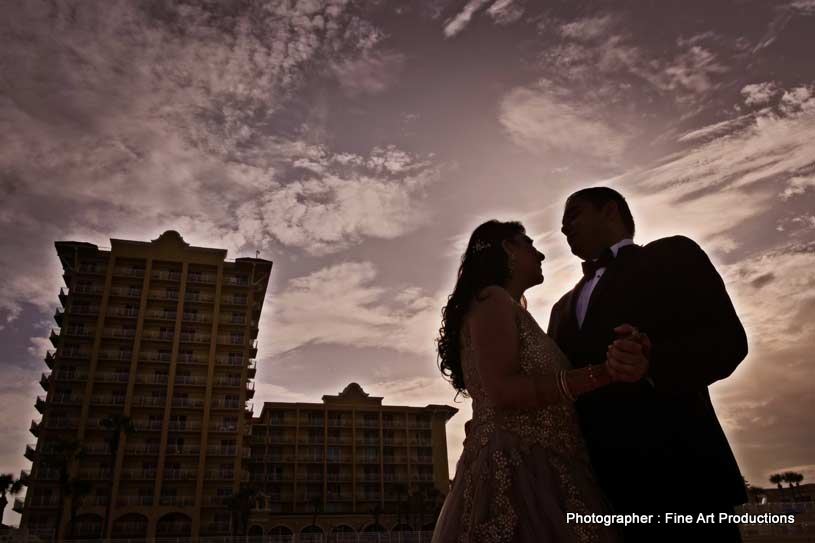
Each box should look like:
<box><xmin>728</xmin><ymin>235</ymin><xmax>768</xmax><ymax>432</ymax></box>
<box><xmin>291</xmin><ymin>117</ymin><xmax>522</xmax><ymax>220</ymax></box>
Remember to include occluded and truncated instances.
<box><xmin>559</xmin><ymin>370</ymin><xmax>575</xmax><ymax>402</ymax></box>
<box><xmin>587</xmin><ymin>364</ymin><xmax>597</xmax><ymax>384</ymax></box>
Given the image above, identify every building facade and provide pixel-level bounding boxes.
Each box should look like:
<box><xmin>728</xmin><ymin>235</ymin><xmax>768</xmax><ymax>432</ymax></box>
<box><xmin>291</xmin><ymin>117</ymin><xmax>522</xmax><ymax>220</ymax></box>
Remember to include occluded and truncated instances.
<box><xmin>244</xmin><ymin>383</ymin><xmax>458</xmax><ymax>541</ymax></box>
<box><xmin>16</xmin><ymin>231</ymin><xmax>271</xmax><ymax>540</ymax></box>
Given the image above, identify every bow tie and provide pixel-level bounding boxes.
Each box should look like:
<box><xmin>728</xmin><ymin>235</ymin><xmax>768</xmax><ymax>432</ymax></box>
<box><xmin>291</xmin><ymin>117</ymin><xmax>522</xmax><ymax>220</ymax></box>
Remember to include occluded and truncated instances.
<box><xmin>581</xmin><ymin>247</ymin><xmax>615</xmax><ymax>277</ymax></box>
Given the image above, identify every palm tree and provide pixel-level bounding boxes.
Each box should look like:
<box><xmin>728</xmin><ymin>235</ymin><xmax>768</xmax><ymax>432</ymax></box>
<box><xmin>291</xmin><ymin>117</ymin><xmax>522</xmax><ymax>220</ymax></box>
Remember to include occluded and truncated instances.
<box><xmin>226</xmin><ymin>486</ymin><xmax>259</xmax><ymax>537</ymax></box>
<box><xmin>43</xmin><ymin>439</ymin><xmax>85</xmax><ymax>541</ymax></box>
<box><xmin>100</xmin><ymin>414</ymin><xmax>135</xmax><ymax>538</ymax></box>
<box><xmin>394</xmin><ymin>483</ymin><xmax>408</xmax><ymax>527</ymax></box>
<box><xmin>66</xmin><ymin>479</ymin><xmax>93</xmax><ymax>539</ymax></box>
<box><xmin>0</xmin><ymin>474</ymin><xmax>24</xmax><ymax>526</ymax></box>
<box><xmin>309</xmin><ymin>495</ymin><xmax>322</xmax><ymax>531</ymax></box>
<box><xmin>769</xmin><ymin>473</ymin><xmax>784</xmax><ymax>489</ymax></box>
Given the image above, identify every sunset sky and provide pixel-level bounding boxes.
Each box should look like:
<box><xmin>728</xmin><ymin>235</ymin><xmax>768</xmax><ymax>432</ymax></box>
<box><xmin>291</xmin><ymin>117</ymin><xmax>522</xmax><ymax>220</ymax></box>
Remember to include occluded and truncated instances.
<box><xmin>2</xmin><ymin>0</ymin><xmax>814</xmax><ymax>524</ymax></box>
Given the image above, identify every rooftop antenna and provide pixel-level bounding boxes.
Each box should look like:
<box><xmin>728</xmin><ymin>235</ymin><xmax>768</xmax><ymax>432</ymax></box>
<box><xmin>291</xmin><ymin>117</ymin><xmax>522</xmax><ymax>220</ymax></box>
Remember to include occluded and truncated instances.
<box><xmin>255</xmin><ymin>250</ymin><xmax>260</xmax><ymax>259</ymax></box>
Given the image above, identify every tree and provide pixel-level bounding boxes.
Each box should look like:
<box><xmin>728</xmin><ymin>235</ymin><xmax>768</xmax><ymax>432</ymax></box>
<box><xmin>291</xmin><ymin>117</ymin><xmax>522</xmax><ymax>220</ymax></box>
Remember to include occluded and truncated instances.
<box><xmin>99</xmin><ymin>414</ymin><xmax>135</xmax><ymax>538</ymax></box>
<box><xmin>0</xmin><ymin>474</ymin><xmax>24</xmax><ymax>526</ymax></box>
<box><xmin>43</xmin><ymin>439</ymin><xmax>85</xmax><ymax>541</ymax></box>
<box><xmin>226</xmin><ymin>486</ymin><xmax>259</xmax><ymax>537</ymax></box>
<box><xmin>66</xmin><ymin>479</ymin><xmax>93</xmax><ymax>539</ymax></box>
<box><xmin>769</xmin><ymin>473</ymin><xmax>783</xmax><ymax>489</ymax></box>
<box><xmin>309</xmin><ymin>495</ymin><xmax>322</xmax><ymax>530</ymax></box>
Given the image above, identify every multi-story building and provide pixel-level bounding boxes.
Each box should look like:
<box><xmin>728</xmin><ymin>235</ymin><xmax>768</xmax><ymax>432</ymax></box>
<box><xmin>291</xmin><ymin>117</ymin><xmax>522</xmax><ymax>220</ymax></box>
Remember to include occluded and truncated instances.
<box><xmin>16</xmin><ymin>230</ymin><xmax>271</xmax><ymax>540</ymax></box>
<box><xmin>245</xmin><ymin>383</ymin><xmax>458</xmax><ymax>541</ymax></box>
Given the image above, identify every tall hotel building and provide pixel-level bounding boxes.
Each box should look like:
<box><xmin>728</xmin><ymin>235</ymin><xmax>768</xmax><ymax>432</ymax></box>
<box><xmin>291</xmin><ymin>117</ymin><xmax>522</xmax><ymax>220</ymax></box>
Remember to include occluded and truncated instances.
<box><xmin>17</xmin><ymin>231</ymin><xmax>271</xmax><ymax>540</ymax></box>
<box><xmin>246</xmin><ymin>384</ymin><xmax>458</xmax><ymax>539</ymax></box>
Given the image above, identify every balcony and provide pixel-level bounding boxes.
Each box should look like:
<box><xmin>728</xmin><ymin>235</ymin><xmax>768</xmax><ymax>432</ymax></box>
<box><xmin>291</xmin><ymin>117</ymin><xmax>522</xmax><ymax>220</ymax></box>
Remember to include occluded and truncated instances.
<box><xmin>49</xmin><ymin>329</ymin><xmax>60</xmax><ymax>347</ymax></box>
<box><xmin>24</xmin><ymin>443</ymin><xmax>36</xmax><ymax>461</ymax></box>
<box><xmin>117</xmin><ymin>495</ymin><xmax>154</xmax><ymax>506</ymax></box>
<box><xmin>95</xmin><ymin>372</ymin><xmax>131</xmax><ymax>384</ymax></box>
<box><xmin>211</xmin><ymin>399</ymin><xmax>241</xmax><ymax>410</ymax></box>
<box><xmin>54</xmin><ymin>308</ymin><xmax>64</xmax><ymax>327</ymax></box>
<box><xmin>174</xmin><ymin>375</ymin><xmax>207</xmax><ymax>386</ymax></box>
<box><xmin>64</xmin><ymin>327</ymin><xmax>94</xmax><ymax>339</ymax></box>
<box><xmin>59</xmin><ymin>288</ymin><xmax>68</xmax><ymax>306</ymax></box>
<box><xmin>214</xmin><ymin>376</ymin><xmax>242</xmax><ymax>388</ymax></box>
<box><xmin>110</xmin><ymin>286</ymin><xmax>142</xmax><ymax>299</ymax></box>
<box><xmin>183</xmin><ymin>312</ymin><xmax>211</xmax><ymax>323</ymax></box>
<box><xmin>152</xmin><ymin>270</ymin><xmax>181</xmax><ymax>282</ymax></box>
<box><xmin>205</xmin><ymin>471</ymin><xmax>235</xmax><ymax>481</ymax></box>
<box><xmin>183</xmin><ymin>292</ymin><xmax>214</xmax><ymax>303</ymax></box>
<box><xmin>140</xmin><ymin>351</ymin><xmax>170</xmax><ymax>362</ymax></box>
<box><xmin>35</xmin><ymin>396</ymin><xmax>47</xmax><ymax>413</ymax></box>
<box><xmin>78</xmin><ymin>469</ymin><xmax>112</xmax><ymax>480</ymax></box>
<box><xmin>167</xmin><ymin>421</ymin><xmax>202</xmax><ymax>431</ymax></box>
<box><xmin>202</xmin><ymin>495</ymin><xmax>229</xmax><ymax>507</ymax></box>
<box><xmin>99</xmin><ymin>350</ymin><xmax>133</xmax><ymax>361</ymax></box>
<box><xmin>133</xmin><ymin>420</ymin><xmax>164</xmax><ymax>431</ymax></box>
<box><xmin>148</xmin><ymin>290</ymin><xmax>178</xmax><ymax>301</ymax></box>
<box><xmin>162</xmin><ymin>469</ymin><xmax>196</xmax><ymax>481</ymax></box>
<box><xmin>73</xmin><ymin>284</ymin><xmax>104</xmax><ymax>296</ymax></box>
<box><xmin>207</xmin><ymin>446</ymin><xmax>237</xmax><ymax>456</ymax></box>
<box><xmin>171</xmin><ymin>397</ymin><xmax>205</xmax><ymax>409</ymax></box>
<box><xmin>53</xmin><ymin>370</ymin><xmax>87</xmax><ymax>382</ymax></box>
<box><xmin>159</xmin><ymin>495</ymin><xmax>195</xmax><ymax>506</ymax></box>
<box><xmin>142</xmin><ymin>329</ymin><xmax>175</xmax><ymax>341</ymax></box>
<box><xmin>19</xmin><ymin>470</ymin><xmax>30</xmax><ymax>486</ymax></box>
<box><xmin>179</xmin><ymin>332</ymin><xmax>210</xmax><ymax>344</ymax></box>
<box><xmin>12</xmin><ymin>498</ymin><xmax>24</xmax><ymax>513</ymax></box>
<box><xmin>26</xmin><ymin>495</ymin><xmax>59</xmax><ymax>508</ymax></box>
<box><xmin>125</xmin><ymin>444</ymin><xmax>160</xmax><ymax>455</ymax></box>
<box><xmin>39</xmin><ymin>373</ymin><xmax>50</xmax><ymax>392</ymax></box>
<box><xmin>43</xmin><ymin>418</ymin><xmax>80</xmax><ymax>430</ymax></box>
<box><xmin>225</xmin><ymin>275</ymin><xmax>249</xmax><ymax>287</ymax></box>
<box><xmin>113</xmin><ymin>267</ymin><xmax>145</xmax><ymax>278</ymax></box>
<box><xmin>115</xmin><ymin>468</ymin><xmax>156</xmax><ymax>481</ymax></box>
<box><xmin>45</xmin><ymin>350</ymin><xmax>55</xmax><ymax>369</ymax></box>
<box><xmin>210</xmin><ymin>424</ymin><xmax>238</xmax><ymax>433</ymax></box>
<box><xmin>187</xmin><ymin>272</ymin><xmax>216</xmax><ymax>285</ymax></box>
<box><xmin>91</xmin><ymin>396</ymin><xmax>126</xmax><ymax>407</ymax></box>
<box><xmin>221</xmin><ymin>295</ymin><xmax>248</xmax><ymax>306</ymax></box>
<box><xmin>52</xmin><ymin>393</ymin><xmax>82</xmax><ymax>406</ymax></box>
<box><xmin>102</xmin><ymin>327</ymin><xmax>137</xmax><ymax>339</ymax></box>
<box><xmin>108</xmin><ymin>306</ymin><xmax>139</xmax><ymax>318</ymax></box>
<box><xmin>145</xmin><ymin>309</ymin><xmax>177</xmax><ymax>321</ymax></box>
<box><xmin>215</xmin><ymin>356</ymin><xmax>245</xmax><ymax>367</ymax></box>
<box><xmin>165</xmin><ymin>445</ymin><xmax>199</xmax><ymax>456</ymax></box>
<box><xmin>82</xmin><ymin>443</ymin><xmax>111</xmax><ymax>455</ymax></box>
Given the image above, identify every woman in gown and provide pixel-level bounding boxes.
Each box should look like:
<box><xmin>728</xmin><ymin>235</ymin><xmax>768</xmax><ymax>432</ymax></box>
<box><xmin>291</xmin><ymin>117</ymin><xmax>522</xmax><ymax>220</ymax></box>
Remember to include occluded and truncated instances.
<box><xmin>432</xmin><ymin>220</ymin><xmax>649</xmax><ymax>543</ymax></box>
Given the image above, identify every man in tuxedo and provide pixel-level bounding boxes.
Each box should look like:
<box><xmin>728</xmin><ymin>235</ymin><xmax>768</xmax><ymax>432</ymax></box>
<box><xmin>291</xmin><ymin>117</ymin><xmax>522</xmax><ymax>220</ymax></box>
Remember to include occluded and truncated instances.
<box><xmin>548</xmin><ymin>187</ymin><xmax>748</xmax><ymax>542</ymax></box>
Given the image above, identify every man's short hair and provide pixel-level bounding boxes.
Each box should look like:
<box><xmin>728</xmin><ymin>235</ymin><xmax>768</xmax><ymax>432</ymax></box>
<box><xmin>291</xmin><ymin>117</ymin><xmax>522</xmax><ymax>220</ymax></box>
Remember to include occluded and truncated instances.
<box><xmin>568</xmin><ymin>186</ymin><xmax>636</xmax><ymax>236</ymax></box>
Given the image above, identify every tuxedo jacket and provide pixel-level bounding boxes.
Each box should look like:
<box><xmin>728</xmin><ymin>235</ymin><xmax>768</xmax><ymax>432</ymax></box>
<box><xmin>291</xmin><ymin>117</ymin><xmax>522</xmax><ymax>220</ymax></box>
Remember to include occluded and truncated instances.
<box><xmin>547</xmin><ymin>236</ymin><xmax>748</xmax><ymax>511</ymax></box>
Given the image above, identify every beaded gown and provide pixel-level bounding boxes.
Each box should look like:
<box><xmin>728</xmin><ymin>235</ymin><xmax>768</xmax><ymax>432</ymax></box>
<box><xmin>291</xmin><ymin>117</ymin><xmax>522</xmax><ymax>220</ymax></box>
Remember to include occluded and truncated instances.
<box><xmin>431</xmin><ymin>297</ymin><xmax>621</xmax><ymax>543</ymax></box>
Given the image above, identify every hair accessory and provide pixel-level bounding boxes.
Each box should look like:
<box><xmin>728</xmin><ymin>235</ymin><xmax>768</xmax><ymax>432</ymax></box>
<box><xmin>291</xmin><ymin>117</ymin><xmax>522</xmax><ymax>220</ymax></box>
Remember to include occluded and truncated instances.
<box><xmin>471</xmin><ymin>240</ymin><xmax>490</xmax><ymax>254</ymax></box>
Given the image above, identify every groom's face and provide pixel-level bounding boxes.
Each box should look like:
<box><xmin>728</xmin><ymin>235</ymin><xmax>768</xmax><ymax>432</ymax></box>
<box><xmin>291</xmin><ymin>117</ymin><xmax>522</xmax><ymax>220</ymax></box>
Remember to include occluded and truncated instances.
<box><xmin>561</xmin><ymin>197</ymin><xmax>609</xmax><ymax>260</ymax></box>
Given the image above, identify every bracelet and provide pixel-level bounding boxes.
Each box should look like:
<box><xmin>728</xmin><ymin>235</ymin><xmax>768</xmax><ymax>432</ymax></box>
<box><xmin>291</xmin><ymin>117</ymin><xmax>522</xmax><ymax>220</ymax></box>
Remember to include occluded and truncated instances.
<box><xmin>586</xmin><ymin>364</ymin><xmax>597</xmax><ymax>384</ymax></box>
<box><xmin>559</xmin><ymin>370</ymin><xmax>575</xmax><ymax>402</ymax></box>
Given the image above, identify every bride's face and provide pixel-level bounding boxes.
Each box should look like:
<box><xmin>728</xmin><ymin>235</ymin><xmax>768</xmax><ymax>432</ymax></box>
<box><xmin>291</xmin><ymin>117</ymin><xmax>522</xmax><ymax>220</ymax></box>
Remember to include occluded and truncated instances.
<box><xmin>507</xmin><ymin>233</ymin><xmax>546</xmax><ymax>286</ymax></box>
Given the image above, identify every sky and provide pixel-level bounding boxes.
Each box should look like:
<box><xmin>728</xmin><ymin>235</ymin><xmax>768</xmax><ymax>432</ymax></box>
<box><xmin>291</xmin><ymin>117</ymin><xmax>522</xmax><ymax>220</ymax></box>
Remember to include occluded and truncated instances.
<box><xmin>2</xmin><ymin>0</ymin><xmax>815</xmax><ymax>525</ymax></box>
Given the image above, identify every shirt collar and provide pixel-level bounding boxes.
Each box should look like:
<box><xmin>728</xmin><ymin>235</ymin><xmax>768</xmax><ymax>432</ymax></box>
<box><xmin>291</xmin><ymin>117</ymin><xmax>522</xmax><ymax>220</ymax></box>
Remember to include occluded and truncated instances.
<box><xmin>608</xmin><ymin>238</ymin><xmax>634</xmax><ymax>258</ymax></box>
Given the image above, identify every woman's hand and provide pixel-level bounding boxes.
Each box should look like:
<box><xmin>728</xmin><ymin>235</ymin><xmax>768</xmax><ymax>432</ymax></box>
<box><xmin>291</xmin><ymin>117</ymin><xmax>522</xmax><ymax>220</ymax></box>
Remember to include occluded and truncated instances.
<box><xmin>606</xmin><ymin>324</ymin><xmax>651</xmax><ymax>383</ymax></box>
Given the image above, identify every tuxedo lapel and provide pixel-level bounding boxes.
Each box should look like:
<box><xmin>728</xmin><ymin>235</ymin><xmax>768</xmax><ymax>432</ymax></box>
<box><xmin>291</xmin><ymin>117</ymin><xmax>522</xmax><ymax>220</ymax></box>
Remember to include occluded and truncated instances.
<box><xmin>581</xmin><ymin>244</ymin><xmax>642</xmax><ymax>332</ymax></box>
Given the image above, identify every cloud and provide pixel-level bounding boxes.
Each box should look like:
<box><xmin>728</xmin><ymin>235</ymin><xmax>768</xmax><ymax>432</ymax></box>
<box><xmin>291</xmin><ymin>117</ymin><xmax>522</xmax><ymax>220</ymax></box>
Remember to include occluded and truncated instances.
<box><xmin>443</xmin><ymin>0</ymin><xmax>491</xmax><ymax>38</ymax></box>
<box><xmin>332</xmin><ymin>49</ymin><xmax>406</xmax><ymax>97</ymax></box>
<box><xmin>262</xmin><ymin>262</ymin><xmax>442</xmax><ymax>357</ymax></box>
<box><xmin>258</xmin><ymin>147</ymin><xmax>439</xmax><ymax>255</ymax></box>
<box><xmin>558</xmin><ymin>15</ymin><xmax>615</xmax><ymax>41</ymax></box>
<box><xmin>498</xmin><ymin>83</ymin><xmax>628</xmax><ymax>162</ymax></box>
<box><xmin>741</xmin><ymin>82</ymin><xmax>781</xmax><ymax>106</ymax></box>
<box><xmin>780</xmin><ymin>174</ymin><xmax>815</xmax><ymax>199</ymax></box>
<box><xmin>486</xmin><ymin>0</ymin><xmax>524</xmax><ymax>25</ymax></box>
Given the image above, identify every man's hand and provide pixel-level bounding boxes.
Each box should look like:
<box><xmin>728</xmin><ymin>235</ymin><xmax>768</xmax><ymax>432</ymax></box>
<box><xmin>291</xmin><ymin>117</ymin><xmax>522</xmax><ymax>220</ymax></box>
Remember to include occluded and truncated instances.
<box><xmin>606</xmin><ymin>324</ymin><xmax>651</xmax><ymax>383</ymax></box>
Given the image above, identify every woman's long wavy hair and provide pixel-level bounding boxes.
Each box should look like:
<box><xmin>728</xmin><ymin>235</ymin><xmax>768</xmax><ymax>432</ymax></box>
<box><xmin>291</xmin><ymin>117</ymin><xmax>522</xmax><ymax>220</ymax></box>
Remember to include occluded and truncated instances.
<box><xmin>436</xmin><ymin>220</ymin><xmax>527</xmax><ymax>399</ymax></box>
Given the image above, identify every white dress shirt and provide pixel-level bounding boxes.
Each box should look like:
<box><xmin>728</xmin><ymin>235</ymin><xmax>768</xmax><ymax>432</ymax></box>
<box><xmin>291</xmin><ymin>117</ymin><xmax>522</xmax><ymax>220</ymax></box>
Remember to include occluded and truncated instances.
<box><xmin>576</xmin><ymin>238</ymin><xmax>634</xmax><ymax>329</ymax></box>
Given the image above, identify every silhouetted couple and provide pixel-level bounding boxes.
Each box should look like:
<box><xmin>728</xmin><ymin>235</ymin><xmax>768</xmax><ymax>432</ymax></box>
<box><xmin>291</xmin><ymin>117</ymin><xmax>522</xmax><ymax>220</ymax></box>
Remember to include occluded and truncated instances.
<box><xmin>432</xmin><ymin>187</ymin><xmax>747</xmax><ymax>543</ymax></box>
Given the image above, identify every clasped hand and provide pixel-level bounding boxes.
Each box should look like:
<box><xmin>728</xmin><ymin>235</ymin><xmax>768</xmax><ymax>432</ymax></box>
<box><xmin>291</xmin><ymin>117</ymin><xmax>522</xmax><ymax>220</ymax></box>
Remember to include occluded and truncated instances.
<box><xmin>605</xmin><ymin>323</ymin><xmax>651</xmax><ymax>383</ymax></box>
